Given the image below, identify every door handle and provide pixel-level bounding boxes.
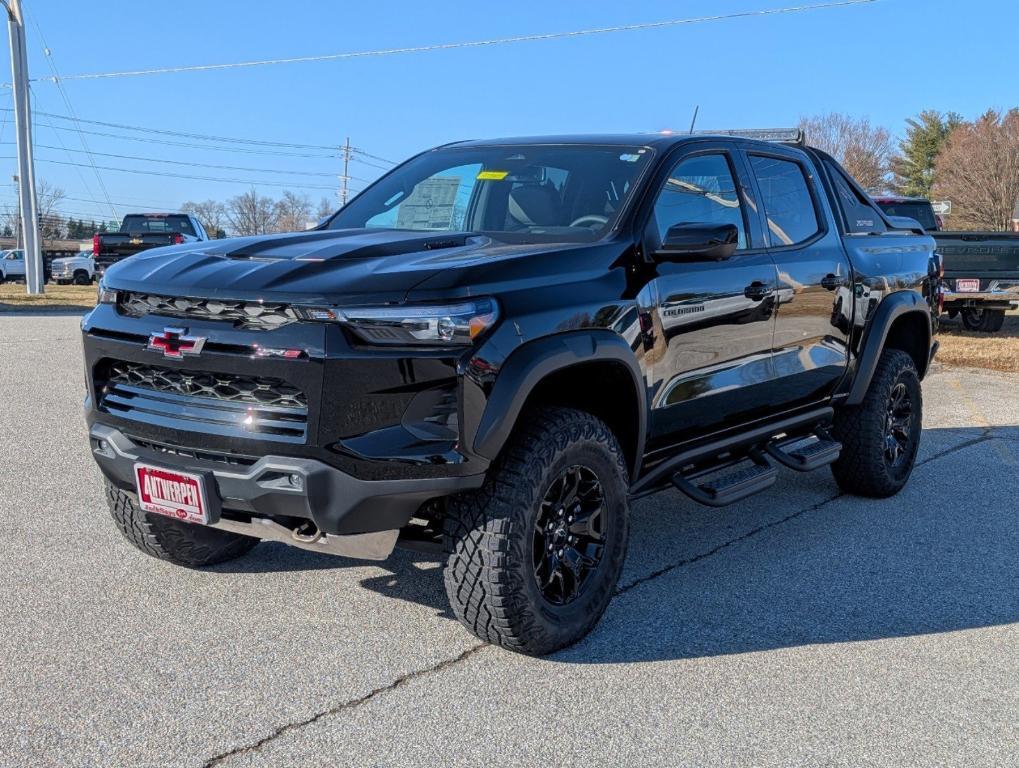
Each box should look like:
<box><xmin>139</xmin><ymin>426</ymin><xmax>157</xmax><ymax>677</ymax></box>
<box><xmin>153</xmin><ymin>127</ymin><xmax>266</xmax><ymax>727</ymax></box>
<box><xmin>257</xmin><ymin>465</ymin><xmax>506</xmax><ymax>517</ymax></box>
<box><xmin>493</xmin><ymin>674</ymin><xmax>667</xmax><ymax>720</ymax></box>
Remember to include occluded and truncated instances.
<box><xmin>821</xmin><ymin>273</ymin><xmax>846</xmax><ymax>291</ymax></box>
<box><xmin>744</xmin><ymin>281</ymin><xmax>771</xmax><ymax>301</ymax></box>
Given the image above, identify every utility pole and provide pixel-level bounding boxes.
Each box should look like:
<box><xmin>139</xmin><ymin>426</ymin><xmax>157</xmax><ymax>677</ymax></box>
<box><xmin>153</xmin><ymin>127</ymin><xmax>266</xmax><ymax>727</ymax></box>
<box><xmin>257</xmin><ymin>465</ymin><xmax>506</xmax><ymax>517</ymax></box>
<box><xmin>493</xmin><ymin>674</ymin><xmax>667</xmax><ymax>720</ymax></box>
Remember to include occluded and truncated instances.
<box><xmin>339</xmin><ymin>137</ymin><xmax>351</xmax><ymax>207</ymax></box>
<box><xmin>2</xmin><ymin>0</ymin><xmax>43</xmax><ymax>294</ymax></box>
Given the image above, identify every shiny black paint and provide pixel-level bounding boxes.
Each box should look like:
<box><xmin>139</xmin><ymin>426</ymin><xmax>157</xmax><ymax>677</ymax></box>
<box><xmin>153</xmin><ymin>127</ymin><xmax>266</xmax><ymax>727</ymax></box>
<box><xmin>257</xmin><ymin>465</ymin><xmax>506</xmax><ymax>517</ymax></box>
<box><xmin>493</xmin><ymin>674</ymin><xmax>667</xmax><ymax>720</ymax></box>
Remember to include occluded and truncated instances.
<box><xmin>84</xmin><ymin>134</ymin><xmax>937</xmax><ymax>500</ymax></box>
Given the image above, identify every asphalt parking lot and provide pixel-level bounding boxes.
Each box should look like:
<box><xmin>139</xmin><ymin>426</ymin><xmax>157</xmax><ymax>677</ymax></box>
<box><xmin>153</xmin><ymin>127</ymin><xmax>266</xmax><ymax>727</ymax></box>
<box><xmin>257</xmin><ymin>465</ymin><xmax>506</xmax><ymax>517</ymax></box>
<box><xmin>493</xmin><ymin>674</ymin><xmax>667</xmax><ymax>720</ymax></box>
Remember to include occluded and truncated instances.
<box><xmin>1</xmin><ymin>313</ymin><xmax>1017</xmax><ymax>768</ymax></box>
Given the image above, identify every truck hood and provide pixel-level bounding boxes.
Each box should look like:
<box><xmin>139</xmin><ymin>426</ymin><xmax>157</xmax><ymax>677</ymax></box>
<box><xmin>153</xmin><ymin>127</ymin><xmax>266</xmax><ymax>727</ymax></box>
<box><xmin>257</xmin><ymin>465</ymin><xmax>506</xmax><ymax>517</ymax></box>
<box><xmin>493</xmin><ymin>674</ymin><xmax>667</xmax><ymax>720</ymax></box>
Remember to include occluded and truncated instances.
<box><xmin>101</xmin><ymin>228</ymin><xmax>590</xmax><ymax>304</ymax></box>
<box><xmin>51</xmin><ymin>255</ymin><xmax>92</xmax><ymax>268</ymax></box>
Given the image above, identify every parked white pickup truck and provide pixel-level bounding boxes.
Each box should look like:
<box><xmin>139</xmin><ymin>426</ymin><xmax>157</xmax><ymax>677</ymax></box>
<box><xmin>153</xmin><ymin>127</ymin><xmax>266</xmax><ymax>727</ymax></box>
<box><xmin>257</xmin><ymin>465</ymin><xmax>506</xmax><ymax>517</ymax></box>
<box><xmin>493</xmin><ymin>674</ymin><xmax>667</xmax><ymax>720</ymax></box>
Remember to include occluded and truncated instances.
<box><xmin>0</xmin><ymin>249</ymin><xmax>25</xmax><ymax>282</ymax></box>
<box><xmin>49</xmin><ymin>253</ymin><xmax>96</xmax><ymax>285</ymax></box>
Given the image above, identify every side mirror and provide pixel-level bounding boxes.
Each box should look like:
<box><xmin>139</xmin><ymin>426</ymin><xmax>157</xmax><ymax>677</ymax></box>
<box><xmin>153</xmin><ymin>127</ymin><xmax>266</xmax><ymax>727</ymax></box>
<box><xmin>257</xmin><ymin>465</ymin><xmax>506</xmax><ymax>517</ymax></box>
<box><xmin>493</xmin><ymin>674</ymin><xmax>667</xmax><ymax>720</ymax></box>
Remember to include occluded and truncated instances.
<box><xmin>655</xmin><ymin>223</ymin><xmax>739</xmax><ymax>262</ymax></box>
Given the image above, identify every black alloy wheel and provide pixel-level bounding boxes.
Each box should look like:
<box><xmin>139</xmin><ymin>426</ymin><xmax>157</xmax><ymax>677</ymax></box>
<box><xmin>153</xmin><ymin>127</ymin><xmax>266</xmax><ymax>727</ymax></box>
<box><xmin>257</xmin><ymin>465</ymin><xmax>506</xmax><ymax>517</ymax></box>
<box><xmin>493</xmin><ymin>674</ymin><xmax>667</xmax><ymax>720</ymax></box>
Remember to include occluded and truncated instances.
<box><xmin>532</xmin><ymin>465</ymin><xmax>606</xmax><ymax>606</ymax></box>
<box><xmin>883</xmin><ymin>382</ymin><xmax>914</xmax><ymax>469</ymax></box>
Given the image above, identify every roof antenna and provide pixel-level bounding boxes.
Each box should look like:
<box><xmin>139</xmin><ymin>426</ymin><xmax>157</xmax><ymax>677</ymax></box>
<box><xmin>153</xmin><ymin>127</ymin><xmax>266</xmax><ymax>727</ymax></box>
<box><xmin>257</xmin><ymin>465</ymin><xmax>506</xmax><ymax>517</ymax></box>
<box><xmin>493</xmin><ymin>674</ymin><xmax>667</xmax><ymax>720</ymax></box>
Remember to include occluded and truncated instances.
<box><xmin>688</xmin><ymin>105</ymin><xmax>700</xmax><ymax>134</ymax></box>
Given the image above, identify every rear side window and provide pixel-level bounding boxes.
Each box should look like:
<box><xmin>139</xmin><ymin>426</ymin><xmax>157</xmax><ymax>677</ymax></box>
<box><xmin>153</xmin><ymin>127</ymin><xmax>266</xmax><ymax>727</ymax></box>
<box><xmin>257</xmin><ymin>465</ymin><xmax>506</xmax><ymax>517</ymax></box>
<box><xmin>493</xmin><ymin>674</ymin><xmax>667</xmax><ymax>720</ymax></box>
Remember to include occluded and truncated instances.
<box><xmin>830</xmin><ymin>169</ymin><xmax>887</xmax><ymax>234</ymax></box>
<box><xmin>749</xmin><ymin>155</ymin><xmax>820</xmax><ymax>247</ymax></box>
<box><xmin>122</xmin><ymin>215</ymin><xmax>197</xmax><ymax>236</ymax></box>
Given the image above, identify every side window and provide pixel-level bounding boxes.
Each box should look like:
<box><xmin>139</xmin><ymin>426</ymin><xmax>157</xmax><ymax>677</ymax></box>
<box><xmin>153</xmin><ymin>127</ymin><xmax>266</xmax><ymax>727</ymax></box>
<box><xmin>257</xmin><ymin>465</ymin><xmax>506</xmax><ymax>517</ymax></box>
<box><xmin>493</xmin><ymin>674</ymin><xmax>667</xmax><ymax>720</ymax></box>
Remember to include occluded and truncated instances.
<box><xmin>652</xmin><ymin>153</ymin><xmax>748</xmax><ymax>249</ymax></box>
<box><xmin>829</xmin><ymin>167</ymin><xmax>886</xmax><ymax>235</ymax></box>
<box><xmin>749</xmin><ymin>155</ymin><xmax>820</xmax><ymax>247</ymax></box>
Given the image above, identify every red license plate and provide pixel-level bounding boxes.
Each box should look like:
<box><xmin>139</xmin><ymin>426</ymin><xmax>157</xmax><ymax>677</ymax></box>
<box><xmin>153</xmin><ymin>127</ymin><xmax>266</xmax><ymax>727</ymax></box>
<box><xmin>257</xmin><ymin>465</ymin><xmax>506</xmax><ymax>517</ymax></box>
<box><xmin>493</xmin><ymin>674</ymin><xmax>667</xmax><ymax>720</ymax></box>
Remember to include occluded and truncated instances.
<box><xmin>956</xmin><ymin>279</ymin><xmax>980</xmax><ymax>292</ymax></box>
<box><xmin>134</xmin><ymin>463</ymin><xmax>209</xmax><ymax>525</ymax></box>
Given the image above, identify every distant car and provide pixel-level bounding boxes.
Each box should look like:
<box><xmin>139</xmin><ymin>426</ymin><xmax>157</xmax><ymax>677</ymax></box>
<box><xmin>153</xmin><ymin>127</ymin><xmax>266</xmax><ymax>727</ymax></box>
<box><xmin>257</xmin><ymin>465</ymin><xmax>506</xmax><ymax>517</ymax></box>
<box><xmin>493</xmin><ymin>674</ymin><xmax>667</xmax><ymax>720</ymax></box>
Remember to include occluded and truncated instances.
<box><xmin>0</xmin><ymin>248</ymin><xmax>25</xmax><ymax>283</ymax></box>
<box><xmin>872</xmin><ymin>196</ymin><xmax>942</xmax><ymax>231</ymax></box>
<box><xmin>49</xmin><ymin>252</ymin><xmax>96</xmax><ymax>285</ymax></box>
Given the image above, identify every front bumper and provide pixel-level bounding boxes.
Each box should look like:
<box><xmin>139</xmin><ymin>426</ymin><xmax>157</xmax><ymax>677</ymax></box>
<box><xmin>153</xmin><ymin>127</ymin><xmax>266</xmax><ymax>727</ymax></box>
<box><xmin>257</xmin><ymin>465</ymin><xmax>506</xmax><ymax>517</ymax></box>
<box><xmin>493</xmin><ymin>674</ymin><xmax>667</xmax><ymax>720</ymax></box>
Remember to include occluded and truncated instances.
<box><xmin>90</xmin><ymin>423</ymin><xmax>484</xmax><ymax>537</ymax></box>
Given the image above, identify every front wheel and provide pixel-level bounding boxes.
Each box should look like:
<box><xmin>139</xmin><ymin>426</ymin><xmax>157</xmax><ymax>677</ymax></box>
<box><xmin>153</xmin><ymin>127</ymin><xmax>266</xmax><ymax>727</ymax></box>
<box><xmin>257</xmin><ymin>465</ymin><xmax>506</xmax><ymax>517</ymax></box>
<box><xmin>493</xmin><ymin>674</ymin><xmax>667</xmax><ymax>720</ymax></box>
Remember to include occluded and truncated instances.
<box><xmin>830</xmin><ymin>349</ymin><xmax>922</xmax><ymax>498</ymax></box>
<box><xmin>442</xmin><ymin>407</ymin><xmax>629</xmax><ymax>655</ymax></box>
<box><xmin>105</xmin><ymin>480</ymin><xmax>258</xmax><ymax>567</ymax></box>
<box><xmin>73</xmin><ymin>270</ymin><xmax>92</xmax><ymax>286</ymax></box>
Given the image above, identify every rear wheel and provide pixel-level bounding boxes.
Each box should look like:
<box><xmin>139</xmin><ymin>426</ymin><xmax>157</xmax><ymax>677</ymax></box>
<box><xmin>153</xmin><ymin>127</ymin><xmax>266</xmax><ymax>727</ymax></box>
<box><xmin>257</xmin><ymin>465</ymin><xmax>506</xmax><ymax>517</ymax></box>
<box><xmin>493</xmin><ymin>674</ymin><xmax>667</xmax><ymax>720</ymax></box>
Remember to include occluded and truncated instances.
<box><xmin>961</xmin><ymin>307</ymin><xmax>1005</xmax><ymax>332</ymax></box>
<box><xmin>830</xmin><ymin>349</ymin><xmax>922</xmax><ymax>498</ymax></box>
<box><xmin>442</xmin><ymin>407</ymin><xmax>629</xmax><ymax>655</ymax></box>
<box><xmin>105</xmin><ymin>480</ymin><xmax>257</xmax><ymax>567</ymax></box>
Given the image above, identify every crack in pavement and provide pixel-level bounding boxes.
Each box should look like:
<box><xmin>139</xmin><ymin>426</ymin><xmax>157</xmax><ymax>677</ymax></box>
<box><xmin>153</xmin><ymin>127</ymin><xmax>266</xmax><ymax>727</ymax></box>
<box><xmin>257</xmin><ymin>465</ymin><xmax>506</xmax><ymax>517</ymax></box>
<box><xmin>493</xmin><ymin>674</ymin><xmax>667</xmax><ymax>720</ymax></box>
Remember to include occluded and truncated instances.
<box><xmin>200</xmin><ymin>431</ymin><xmax>995</xmax><ymax>766</ymax></box>
<box><xmin>202</xmin><ymin>644</ymin><xmax>488</xmax><ymax>767</ymax></box>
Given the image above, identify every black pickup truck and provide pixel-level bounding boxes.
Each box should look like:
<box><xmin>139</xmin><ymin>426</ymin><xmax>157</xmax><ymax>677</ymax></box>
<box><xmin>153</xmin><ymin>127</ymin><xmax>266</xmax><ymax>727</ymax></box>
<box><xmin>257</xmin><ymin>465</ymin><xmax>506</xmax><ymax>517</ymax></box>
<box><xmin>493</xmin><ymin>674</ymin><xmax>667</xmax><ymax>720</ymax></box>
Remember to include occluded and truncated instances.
<box><xmin>83</xmin><ymin>132</ymin><xmax>939</xmax><ymax>654</ymax></box>
<box><xmin>872</xmin><ymin>197</ymin><xmax>1019</xmax><ymax>332</ymax></box>
<box><xmin>930</xmin><ymin>231</ymin><xmax>1019</xmax><ymax>332</ymax></box>
<box><xmin>93</xmin><ymin>213</ymin><xmax>209</xmax><ymax>275</ymax></box>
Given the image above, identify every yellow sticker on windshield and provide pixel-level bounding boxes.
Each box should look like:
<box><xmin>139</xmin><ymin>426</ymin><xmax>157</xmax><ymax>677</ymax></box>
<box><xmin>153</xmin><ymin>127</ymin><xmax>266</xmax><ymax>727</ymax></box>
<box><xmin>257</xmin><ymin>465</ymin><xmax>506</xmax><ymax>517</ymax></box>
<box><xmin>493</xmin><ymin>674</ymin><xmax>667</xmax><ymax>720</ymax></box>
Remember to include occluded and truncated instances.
<box><xmin>477</xmin><ymin>170</ymin><xmax>509</xmax><ymax>181</ymax></box>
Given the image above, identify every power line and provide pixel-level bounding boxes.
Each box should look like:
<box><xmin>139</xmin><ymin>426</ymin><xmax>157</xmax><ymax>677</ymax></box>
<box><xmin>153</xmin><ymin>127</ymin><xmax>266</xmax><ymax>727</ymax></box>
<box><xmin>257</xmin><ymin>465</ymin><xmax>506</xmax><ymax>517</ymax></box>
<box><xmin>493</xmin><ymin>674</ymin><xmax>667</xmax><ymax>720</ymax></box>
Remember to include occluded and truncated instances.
<box><xmin>39</xmin><ymin>2</ymin><xmax>879</xmax><ymax>82</ymax></box>
<box><xmin>26</xmin><ymin>14</ymin><xmax>118</xmax><ymax>218</ymax></box>
<box><xmin>0</xmin><ymin>155</ymin><xmax>347</xmax><ymax>191</ymax></box>
<box><xmin>0</xmin><ymin>140</ymin><xmax>373</xmax><ymax>180</ymax></box>
<box><xmin>19</xmin><ymin>113</ymin><xmax>394</xmax><ymax>169</ymax></box>
<box><xmin>11</xmin><ymin>109</ymin><xmax>394</xmax><ymax>163</ymax></box>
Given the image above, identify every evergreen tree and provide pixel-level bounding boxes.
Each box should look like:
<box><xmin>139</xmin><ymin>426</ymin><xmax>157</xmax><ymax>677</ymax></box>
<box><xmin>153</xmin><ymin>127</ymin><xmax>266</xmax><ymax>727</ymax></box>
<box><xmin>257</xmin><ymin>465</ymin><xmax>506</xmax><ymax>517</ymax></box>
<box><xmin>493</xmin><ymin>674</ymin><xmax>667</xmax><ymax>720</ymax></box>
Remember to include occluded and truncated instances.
<box><xmin>892</xmin><ymin>111</ymin><xmax>963</xmax><ymax>198</ymax></box>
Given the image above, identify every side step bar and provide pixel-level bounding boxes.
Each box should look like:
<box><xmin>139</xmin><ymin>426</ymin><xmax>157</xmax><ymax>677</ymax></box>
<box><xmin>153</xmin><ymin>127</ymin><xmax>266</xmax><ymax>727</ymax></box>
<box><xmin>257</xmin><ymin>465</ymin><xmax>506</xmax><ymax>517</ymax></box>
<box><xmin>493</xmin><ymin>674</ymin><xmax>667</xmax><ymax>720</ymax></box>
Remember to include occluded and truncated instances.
<box><xmin>671</xmin><ymin>452</ymin><xmax>778</xmax><ymax>507</ymax></box>
<box><xmin>764</xmin><ymin>430</ymin><xmax>841</xmax><ymax>472</ymax></box>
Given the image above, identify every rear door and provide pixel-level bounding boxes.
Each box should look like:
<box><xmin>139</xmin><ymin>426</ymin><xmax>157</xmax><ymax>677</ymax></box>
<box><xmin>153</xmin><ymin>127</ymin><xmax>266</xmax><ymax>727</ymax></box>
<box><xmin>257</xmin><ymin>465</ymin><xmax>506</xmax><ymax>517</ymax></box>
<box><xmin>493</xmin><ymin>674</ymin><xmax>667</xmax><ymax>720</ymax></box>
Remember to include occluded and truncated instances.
<box><xmin>641</xmin><ymin>142</ymin><xmax>780</xmax><ymax>450</ymax></box>
<box><xmin>743</xmin><ymin>146</ymin><xmax>853</xmax><ymax>407</ymax></box>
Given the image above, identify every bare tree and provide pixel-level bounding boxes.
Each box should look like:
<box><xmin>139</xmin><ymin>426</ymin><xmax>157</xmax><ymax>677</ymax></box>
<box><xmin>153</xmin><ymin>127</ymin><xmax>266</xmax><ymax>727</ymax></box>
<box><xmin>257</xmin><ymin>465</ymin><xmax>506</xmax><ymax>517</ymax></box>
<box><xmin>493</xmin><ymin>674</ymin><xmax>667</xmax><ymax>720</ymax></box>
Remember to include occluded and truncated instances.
<box><xmin>316</xmin><ymin>196</ymin><xmax>336</xmax><ymax>221</ymax></box>
<box><xmin>225</xmin><ymin>189</ymin><xmax>278</xmax><ymax>236</ymax></box>
<box><xmin>798</xmin><ymin>113</ymin><xmax>893</xmax><ymax>191</ymax></box>
<box><xmin>181</xmin><ymin>199</ymin><xmax>228</xmax><ymax>238</ymax></box>
<box><xmin>274</xmin><ymin>191</ymin><xmax>312</xmax><ymax>232</ymax></box>
<box><xmin>934</xmin><ymin>109</ymin><xmax>1019</xmax><ymax>231</ymax></box>
<box><xmin>2</xmin><ymin>180</ymin><xmax>67</xmax><ymax>243</ymax></box>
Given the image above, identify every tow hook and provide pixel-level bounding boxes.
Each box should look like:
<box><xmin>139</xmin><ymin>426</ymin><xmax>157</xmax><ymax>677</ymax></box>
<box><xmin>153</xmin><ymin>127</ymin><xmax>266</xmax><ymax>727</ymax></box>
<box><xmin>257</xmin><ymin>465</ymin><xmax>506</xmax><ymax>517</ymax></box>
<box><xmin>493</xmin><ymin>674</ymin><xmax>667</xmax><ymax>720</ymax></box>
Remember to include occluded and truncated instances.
<box><xmin>292</xmin><ymin>521</ymin><xmax>323</xmax><ymax>544</ymax></box>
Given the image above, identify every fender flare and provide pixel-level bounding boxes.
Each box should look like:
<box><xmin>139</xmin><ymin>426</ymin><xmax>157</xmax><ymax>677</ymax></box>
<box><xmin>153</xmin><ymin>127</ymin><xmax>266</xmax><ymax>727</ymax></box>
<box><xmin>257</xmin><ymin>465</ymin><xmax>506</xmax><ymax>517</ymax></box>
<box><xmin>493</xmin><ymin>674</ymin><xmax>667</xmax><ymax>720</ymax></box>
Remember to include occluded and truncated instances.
<box><xmin>472</xmin><ymin>330</ymin><xmax>648</xmax><ymax>480</ymax></box>
<box><xmin>847</xmin><ymin>291</ymin><xmax>932</xmax><ymax>405</ymax></box>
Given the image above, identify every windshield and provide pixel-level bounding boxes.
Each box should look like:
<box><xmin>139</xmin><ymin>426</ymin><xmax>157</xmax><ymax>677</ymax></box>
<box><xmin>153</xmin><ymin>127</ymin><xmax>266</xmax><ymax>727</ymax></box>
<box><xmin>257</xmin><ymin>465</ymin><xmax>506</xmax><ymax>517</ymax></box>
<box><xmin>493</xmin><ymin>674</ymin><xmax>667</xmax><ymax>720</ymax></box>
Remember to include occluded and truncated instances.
<box><xmin>328</xmin><ymin>144</ymin><xmax>654</xmax><ymax>242</ymax></box>
<box><xmin>875</xmin><ymin>201</ymin><xmax>938</xmax><ymax>231</ymax></box>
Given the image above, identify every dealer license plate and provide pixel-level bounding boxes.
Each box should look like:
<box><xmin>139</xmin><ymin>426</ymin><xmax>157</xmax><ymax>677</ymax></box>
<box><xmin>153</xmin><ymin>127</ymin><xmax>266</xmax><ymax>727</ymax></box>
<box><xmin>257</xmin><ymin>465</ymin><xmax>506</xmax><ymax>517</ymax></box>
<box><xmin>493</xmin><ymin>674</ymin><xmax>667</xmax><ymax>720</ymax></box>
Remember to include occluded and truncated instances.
<box><xmin>134</xmin><ymin>463</ymin><xmax>209</xmax><ymax>525</ymax></box>
<box><xmin>956</xmin><ymin>279</ymin><xmax>980</xmax><ymax>292</ymax></box>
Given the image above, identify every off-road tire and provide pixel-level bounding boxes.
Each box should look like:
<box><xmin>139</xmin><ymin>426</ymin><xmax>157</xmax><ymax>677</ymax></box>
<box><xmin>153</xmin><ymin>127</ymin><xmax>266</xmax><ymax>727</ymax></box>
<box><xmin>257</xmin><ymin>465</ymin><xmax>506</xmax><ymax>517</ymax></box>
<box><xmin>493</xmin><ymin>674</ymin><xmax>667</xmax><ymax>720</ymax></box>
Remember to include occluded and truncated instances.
<box><xmin>961</xmin><ymin>307</ymin><xmax>1005</xmax><ymax>333</ymax></box>
<box><xmin>105</xmin><ymin>480</ymin><xmax>257</xmax><ymax>567</ymax></box>
<box><xmin>442</xmin><ymin>407</ymin><xmax>629</xmax><ymax>655</ymax></box>
<box><xmin>830</xmin><ymin>349</ymin><xmax>922</xmax><ymax>498</ymax></box>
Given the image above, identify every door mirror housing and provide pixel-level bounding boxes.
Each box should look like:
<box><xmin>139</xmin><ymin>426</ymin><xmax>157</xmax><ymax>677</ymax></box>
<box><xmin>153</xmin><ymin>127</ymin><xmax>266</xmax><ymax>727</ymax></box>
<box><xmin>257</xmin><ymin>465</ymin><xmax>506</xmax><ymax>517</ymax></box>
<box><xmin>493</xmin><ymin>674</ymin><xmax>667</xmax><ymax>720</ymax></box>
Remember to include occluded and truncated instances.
<box><xmin>655</xmin><ymin>223</ymin><xmax>739</xmax><ymax>262</ymax></box>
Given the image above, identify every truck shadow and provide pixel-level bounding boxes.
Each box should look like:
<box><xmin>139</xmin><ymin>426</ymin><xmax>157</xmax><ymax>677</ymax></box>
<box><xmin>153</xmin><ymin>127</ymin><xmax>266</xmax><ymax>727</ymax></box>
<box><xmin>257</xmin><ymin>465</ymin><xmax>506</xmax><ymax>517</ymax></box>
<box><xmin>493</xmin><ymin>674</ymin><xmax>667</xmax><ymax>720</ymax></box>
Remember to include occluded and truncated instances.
<box><xmin>215</xmin><ymin>425</ymin><xmax>1019</xmax><ymax>660</ymax></box>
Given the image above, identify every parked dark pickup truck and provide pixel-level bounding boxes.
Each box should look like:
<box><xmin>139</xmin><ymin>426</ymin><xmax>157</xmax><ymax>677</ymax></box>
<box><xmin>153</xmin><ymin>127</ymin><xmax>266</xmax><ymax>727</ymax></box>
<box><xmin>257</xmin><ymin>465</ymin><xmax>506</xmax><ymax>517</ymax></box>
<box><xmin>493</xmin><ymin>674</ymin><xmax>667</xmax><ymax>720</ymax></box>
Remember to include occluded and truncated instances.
<box><xmin>94</xmin><ymin>213</ymin><xmax>208</xmax><ymax>274</ymax></box>
<box><xmin>873</xmin><ymin>198</ymin><xmax>1018</xmax><ymax>332</ymax></box>
<box><xmin>84</xmin><ymin>131</ymin><xmax>939</xmax><ymax>654</ymax></box>
<box><xmin>932</xmin><ymin>231</ymin><xmax>1019</xmax><ymax>331</ymax></box>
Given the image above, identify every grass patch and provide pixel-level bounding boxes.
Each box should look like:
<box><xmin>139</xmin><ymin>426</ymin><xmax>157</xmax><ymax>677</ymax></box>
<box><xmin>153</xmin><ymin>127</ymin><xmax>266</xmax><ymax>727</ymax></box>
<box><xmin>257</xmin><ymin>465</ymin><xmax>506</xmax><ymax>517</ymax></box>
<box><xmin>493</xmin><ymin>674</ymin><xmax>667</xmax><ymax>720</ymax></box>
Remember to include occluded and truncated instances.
<box><xmin>0</xmin><ymin>283</ymin><xmax>96</xmax><ymax>311</ymax></box>
<box><xmin>937</xmin><ymin>312</ymin><xmax>1019</xmax><ymax>372</ymax></box>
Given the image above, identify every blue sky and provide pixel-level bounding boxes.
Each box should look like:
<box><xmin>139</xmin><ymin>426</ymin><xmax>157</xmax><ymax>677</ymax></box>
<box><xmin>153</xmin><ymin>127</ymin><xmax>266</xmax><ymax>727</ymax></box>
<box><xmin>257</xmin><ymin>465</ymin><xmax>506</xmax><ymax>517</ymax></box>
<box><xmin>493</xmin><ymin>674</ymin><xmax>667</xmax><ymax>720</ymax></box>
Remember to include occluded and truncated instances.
<box><xmin>2</xmin><ymin>0</ymin><xmax>1015</xmax><ymax>224</ymax></box>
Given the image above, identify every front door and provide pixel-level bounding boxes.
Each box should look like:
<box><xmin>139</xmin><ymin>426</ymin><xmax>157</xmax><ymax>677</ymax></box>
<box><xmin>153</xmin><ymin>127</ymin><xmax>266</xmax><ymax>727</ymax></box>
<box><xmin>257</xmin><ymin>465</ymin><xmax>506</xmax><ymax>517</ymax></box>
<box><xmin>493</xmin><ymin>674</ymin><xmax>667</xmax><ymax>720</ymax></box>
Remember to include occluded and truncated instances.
<box><xmin>744</xmin><ymin>149</ymin><xmax>853</xmax><ymax>406</ymax></box>
<box><xmin>642</xmin><ymin>146</ymin><xmax>779</xmax><ymax>451</ymax></box>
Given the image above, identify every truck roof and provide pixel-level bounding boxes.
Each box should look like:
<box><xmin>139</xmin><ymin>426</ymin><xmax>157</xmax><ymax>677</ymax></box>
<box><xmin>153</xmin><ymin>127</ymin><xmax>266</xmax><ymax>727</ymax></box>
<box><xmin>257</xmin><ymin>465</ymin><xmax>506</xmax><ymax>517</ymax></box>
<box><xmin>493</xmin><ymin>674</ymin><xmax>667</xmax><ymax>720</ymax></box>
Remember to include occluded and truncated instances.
<box><xmin>444</xmin><ymin>131</ymin><xmax>807</xmax><ymax>152</ymax></box>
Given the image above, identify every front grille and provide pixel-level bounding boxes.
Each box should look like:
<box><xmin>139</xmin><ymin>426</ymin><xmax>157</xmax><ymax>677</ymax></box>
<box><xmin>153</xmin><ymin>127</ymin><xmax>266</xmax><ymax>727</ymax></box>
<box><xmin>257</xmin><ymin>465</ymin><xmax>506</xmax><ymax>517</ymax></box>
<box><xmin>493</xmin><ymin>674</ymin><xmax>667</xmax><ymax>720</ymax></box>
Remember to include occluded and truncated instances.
<box><xmin>132</xmin><ymin>438</ymin><xmax>259</xmax><ymax>467</ymax></box>
<box><xmin>119</xmin><ymin>292</ymin><xmax>299</xmax><ymax>330</ymax></box>
<box><xmin>97</xmin><ymin>361</ymin><xmax>308</xmax><ymax>442</ymax></box>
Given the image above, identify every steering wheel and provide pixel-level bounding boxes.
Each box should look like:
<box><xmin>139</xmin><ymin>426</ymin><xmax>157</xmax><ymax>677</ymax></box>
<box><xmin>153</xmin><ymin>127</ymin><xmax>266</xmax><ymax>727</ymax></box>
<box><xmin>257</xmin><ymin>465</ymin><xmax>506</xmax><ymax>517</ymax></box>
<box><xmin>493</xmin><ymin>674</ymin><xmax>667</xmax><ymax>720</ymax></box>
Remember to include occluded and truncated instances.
<box><xmin>569</xmin><ymin>214</ymin><xmax>610</xmax><ymax>229</ymax></box>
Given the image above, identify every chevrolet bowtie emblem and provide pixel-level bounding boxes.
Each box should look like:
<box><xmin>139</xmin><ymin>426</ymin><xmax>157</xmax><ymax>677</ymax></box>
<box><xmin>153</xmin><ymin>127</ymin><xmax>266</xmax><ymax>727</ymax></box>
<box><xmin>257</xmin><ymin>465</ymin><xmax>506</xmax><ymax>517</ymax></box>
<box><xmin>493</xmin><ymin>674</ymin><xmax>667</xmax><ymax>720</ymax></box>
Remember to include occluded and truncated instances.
<box><xmin>146</xmin><ymin>327</ymin><xmax>207</xmax><ymax>359</ymax></box>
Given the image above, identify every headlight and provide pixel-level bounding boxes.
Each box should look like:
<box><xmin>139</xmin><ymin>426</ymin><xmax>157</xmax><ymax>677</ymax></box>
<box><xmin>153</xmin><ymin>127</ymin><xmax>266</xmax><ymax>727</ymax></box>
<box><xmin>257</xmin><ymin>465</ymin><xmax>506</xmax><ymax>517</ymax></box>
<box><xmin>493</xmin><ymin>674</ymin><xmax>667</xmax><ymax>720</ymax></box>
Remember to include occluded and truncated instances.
<box><xmin>297</xmin><ymin>298</ymin><xmax>499</xmax><ymax>346</ymax></box>
<box><xmin>96</xmin><ymin>280</ymin><xmax>117</xmax><ymax>304</ymax></box>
